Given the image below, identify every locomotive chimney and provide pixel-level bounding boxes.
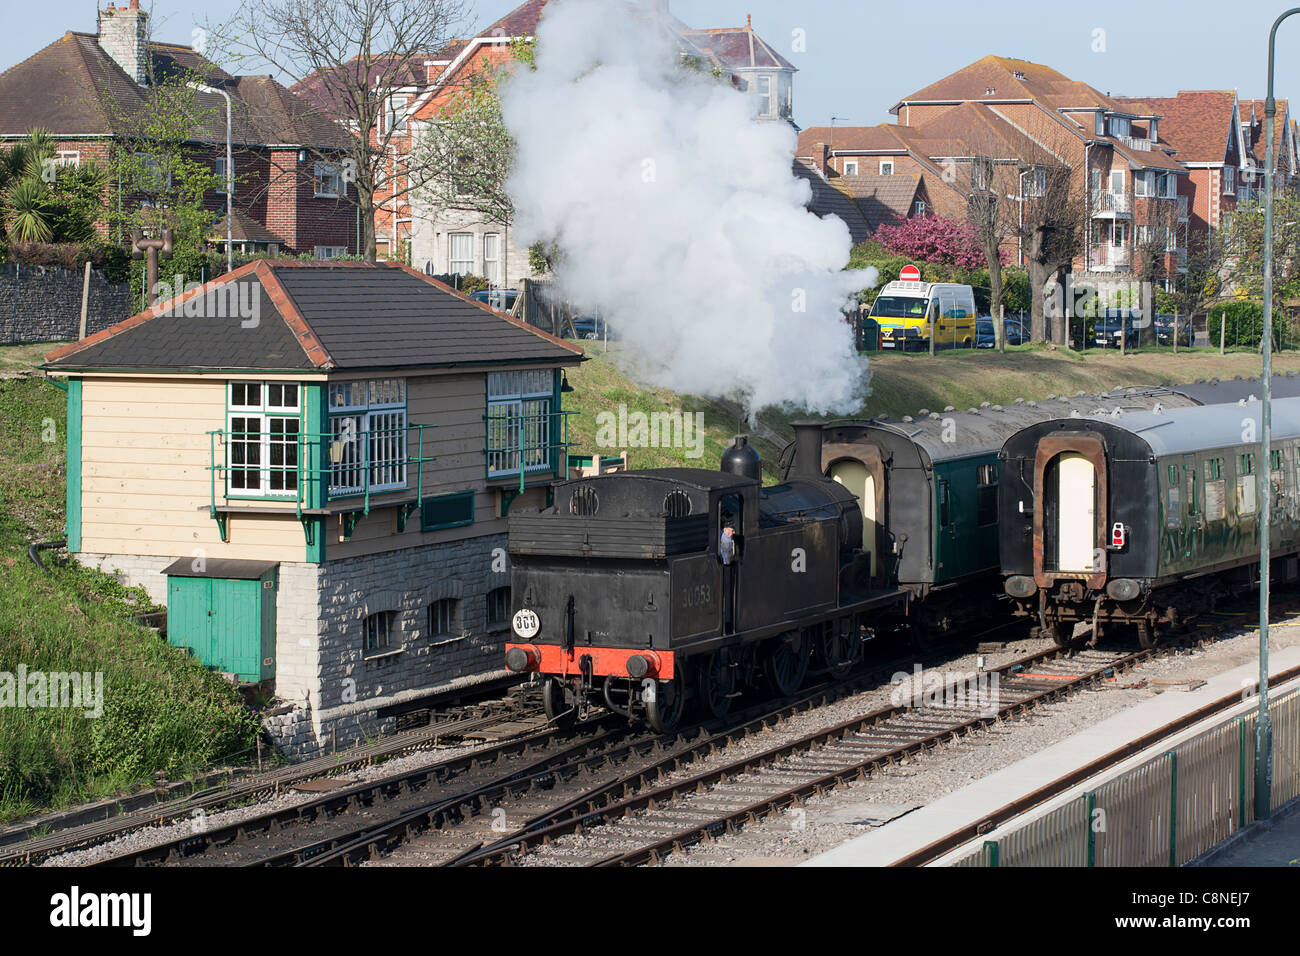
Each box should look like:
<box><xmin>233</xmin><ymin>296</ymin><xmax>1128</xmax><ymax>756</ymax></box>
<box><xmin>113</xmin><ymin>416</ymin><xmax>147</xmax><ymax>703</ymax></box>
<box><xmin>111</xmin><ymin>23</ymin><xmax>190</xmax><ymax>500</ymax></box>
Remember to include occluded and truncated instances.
<box><xmin>721</xmin><ymin>434</ymin><xmax>762</xmax><ymax>480</ymax></box>
<box><xmin>791</xmin><ymin>420</ymin><xmax>826</xmax><ymax>480</ymax></box>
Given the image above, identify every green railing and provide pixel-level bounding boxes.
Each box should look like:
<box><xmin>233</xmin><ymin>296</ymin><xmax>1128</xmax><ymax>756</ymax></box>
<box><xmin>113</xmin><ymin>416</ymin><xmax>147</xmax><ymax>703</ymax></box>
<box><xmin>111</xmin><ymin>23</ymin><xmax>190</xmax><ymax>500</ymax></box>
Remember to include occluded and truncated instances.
<box><xmin>207</xmin><ymin>423</ymin><xmax>439</xmax><ymax>522</ymax></box>
<box><xmin>484</xmin><ymin>407</ymin><xmax>580</xmax><ymax>493</ymax></box>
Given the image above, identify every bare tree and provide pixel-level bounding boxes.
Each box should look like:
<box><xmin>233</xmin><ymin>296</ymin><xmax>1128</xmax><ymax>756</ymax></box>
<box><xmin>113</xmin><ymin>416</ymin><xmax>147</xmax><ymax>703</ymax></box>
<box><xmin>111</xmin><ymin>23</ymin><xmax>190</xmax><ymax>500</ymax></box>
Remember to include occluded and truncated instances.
<box><xmin>207</xmin><ymin>0</ymin><xmax>474</xmax><ymax>261</ymax></box>
<box><xmin>1020</xmin><ymin>162</ymin><xmax>1087</xmax><ymax>344</ymax></box>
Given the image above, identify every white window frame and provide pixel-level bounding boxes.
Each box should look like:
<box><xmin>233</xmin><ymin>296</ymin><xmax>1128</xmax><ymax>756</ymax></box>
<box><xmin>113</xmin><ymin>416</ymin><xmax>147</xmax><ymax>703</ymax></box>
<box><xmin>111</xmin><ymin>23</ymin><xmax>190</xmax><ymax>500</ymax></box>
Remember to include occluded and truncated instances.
<box><xmin>1224</xmin><ymin>166</ymin><xmax>1236</xmax><ymax>194</ymax></box>
<box><xmin>313</xmin><ymin>245</ymin><xmax>347</xmax><ymax>260</ymax></box>
<box><xmin>448</xmin><ymin>232</ymin><xmax>474</xmax><ymax>276</ymax></box>
<box><xmin>1109</xmin><ymin>116</ymin><xmax>1131</xmax><ymax>139</ymax></box>
<box><xmin>226</xmin><ymin>381</ymin><xmax>301</xmax><ymax>499</ymax></box>
<box><xmin>755</xmin><ymin>75</ymin><xmax>773</xmax><ymax>117</ymax></box>
<box><xmin>314</xmin><ymin>161</ymin><xmax>343</xmax><ymax>198</ymax></box>
<box><xmin>55</xmin><ymin>150</ymin><xmax>80</xmax><ymax>169</ymax></box>
<box><xmin>843</xmin><ymin>160</ymin><xmax>859</xmax><ymax>176</ymax></box>
<box><xmin>913</xmin><ymin>200</ymin><xmax>926</xmax><ymax>216</ymax></box>
<box><xmin>1149</xmin><ymin>119</ymin><xmax>1158</xmax><ymax>142</ymax></box>
<box><xmin>327</xmin><ymin>378</ymin><xmax>407</xmax><ymax>497</ymax></box>
<box><xmin>879</xmin><ymin>160</ymin><xmax>894</xmax><ymax>175</ymax></box>
<box><xmin>483</xmin><ymin>233</ymin><xmax>501</xmax><ymax>286</ymax></box>
<box><xmin>1095</xmin><ymin>113</ymin><xmax>1106</xmax><ymax>136</ymax></box>
<box><xmin>1109</xmin><ymin>168</ymin><xmax>1125</xmax><ymax>194</ymax></box>
<box><xmin>1134</xmin><ymin>171</ymin><xmax>1152</xmax><ymax>197</ymax></box>
<box><xmin>487</xmin><ymin>370</ymin><xmax>553</xmax><ymax>479</ymax></box>
<box><xmin>388</xmin><ymin>95</ymin><xmax>409</xmax><ymax>134</ymax></box>
<box><xmin>214</xmin><ymin>156</ymin><xmax>230</xmax><ymax>194</ymax></box>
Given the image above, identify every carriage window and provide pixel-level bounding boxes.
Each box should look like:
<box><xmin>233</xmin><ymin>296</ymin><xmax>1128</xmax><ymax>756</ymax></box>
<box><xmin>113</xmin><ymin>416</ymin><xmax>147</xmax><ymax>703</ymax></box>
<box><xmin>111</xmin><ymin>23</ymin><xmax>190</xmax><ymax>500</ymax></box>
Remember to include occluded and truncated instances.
<box><xmin>1240</xmin><ymin>453</ymin><xmax>1254</xmax><ymax>475</ymax></box>
<box><xmin>1204</xmin><ymin>458</ymin><xmax>1227</xmax><ymax>520</ymax></box>
<box><xmin>976</xmin><ymin>463</ymin><xmax>998</xmax><ymax>526</ymax></box>
<box><xmin>1166</xmin><ymin>466</ymin><xmax>1181</xmax><ymax>528</ymax></box>
<box><xmin>1206</xmin><ymin>458</ymin><xmax>1222</xmax><ymax>480</ymax></box>
<box><xmin>1187</xmin><ymin>468</ymin><xmax>1199</xmax><ymax>516</ymax></box>
<box><xmin>937</xmin><ymin>479</ymin><xmax>951</xmax><ymax>527</ymax></box>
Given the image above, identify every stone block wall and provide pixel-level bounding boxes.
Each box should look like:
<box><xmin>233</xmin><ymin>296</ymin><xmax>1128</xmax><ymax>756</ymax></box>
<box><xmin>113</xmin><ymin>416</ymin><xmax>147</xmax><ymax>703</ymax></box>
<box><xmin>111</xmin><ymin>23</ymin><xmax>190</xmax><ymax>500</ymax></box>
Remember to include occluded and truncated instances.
<box><xmin>0</xmin><ymin>264</ymin><xmax>135</xmax><ymax>344</ymax></box>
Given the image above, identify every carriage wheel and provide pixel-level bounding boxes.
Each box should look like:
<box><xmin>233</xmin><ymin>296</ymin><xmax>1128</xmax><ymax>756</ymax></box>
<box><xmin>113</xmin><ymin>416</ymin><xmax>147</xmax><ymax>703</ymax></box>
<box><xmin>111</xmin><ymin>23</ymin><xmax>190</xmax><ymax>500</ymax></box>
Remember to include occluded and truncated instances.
<box><xmin>1136</xmin><ymin>619</ymin><xmax>1159</xmax><ymax>650</ymax></box>
<box><xmin>542</xmin><ymin>677</ymin><xmax>578</xmax><ymax>730</ymax></box>
<box><xmin>1051</xmin><ymin>621</ymin><xmax>1079</xmax><ymax>648</ymax></box>
<box><xmin>766</xmin><ymin>631</ymin><xmax>810</xmax><ymax>697</ymax></box>
<box><xmin>645</xmin><ymin>671</ymin><xmax>686</xmax><ymax>734</ymax></box>
<box><xmin>697</xmin><ymin>651</ymin><xmax>736</xmax><ymax>721</ymax></box>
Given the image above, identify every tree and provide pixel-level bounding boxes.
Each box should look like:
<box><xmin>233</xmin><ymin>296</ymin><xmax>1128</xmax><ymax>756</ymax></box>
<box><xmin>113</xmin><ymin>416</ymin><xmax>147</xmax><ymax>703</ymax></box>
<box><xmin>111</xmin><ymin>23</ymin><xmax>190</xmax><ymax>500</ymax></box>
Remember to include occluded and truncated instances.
<box><xmin>872</xmin><ymin>213</ymin><xmax>991</xmax><ymax>269</ymax></box>
<box><xmin>0</xmin><ymin>128</ymin><xmax>105</xmax><ymax>248</ymax></box>
<box><xmin>1020</xmin><ymin>162</ymin><xmax>1088</xmax><ymax>345</ymax></box>
<box><xmin>1131</xmin><ymin>194</ymin><xmax>1181</xmax><ymax>344</ymax></box>
<box><xmin>1219</xmin><ymin>191</ymin><xmax>1300</xmax><ymax>298</ymax></box>
<box><xmin>207</xmin><ymin>0</ymin><xmax>474</xmax><ymax>262</ymax></box>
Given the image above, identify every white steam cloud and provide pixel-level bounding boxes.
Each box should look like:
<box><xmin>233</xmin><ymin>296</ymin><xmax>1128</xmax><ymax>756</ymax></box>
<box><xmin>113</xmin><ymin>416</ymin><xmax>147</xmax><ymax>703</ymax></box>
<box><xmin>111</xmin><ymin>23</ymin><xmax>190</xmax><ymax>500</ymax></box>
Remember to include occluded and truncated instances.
<box><xmin>502</xmin><ymin>0</ymin><xmax>876</xmax><ymax>416</ymax></box>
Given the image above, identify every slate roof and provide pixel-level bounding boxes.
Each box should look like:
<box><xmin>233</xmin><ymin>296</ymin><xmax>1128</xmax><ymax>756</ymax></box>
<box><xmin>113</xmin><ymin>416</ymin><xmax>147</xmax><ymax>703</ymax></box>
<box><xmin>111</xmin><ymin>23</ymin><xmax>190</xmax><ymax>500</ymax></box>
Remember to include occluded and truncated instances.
<box><xmin>681</xmin><ymin>23</ymin><xmax>797</xmax><ymax>72</ymax></box>
<box><xmin>0</xmin><ymin>31</ymin><xmax>346</xmax><ymax>147</ymax></box>
<box><xmin>44</xmin><ymin>261</ymin><xmax>582</xmax><ymax>373</ymax></box>
<box><xmin>211</xmin><ymin>210</ymin><xmax>287</xmax><ymax>245</ymax></box>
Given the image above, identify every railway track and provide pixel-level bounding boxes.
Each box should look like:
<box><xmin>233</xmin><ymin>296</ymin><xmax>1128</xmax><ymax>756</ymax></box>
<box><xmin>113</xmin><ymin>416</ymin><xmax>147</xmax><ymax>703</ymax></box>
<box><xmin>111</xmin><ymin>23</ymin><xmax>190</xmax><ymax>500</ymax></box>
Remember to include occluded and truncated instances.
<box><xmin>442</xmin><ymin>640</ymin><xmax>1209</xmax><ymax>866</ymax></box>
<box><xmin>2</xmin><ymin>689</ymin><xmax>550</xmax><ymax>866</ymax></box>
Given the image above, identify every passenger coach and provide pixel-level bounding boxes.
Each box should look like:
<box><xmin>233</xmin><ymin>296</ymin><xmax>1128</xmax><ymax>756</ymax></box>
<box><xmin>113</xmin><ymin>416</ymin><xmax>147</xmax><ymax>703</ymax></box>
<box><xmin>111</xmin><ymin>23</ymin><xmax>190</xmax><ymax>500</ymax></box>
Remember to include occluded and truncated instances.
<box><xmin>999</xmin><ymin>397</ymin><xmax>1300</xmax><ymax>647</ymax></box>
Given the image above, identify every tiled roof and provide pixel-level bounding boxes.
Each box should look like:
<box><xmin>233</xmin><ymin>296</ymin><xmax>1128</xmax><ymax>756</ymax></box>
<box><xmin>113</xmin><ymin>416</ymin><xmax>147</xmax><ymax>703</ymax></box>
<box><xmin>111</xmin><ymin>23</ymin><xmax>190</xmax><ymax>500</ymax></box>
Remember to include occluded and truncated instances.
<box><xmin>793</xmin><ymin>159</ymin><xmax>871</xmax><ymax>244</ymax></box>
<box><xmin>834</xmin><ymin>174</ymin><xmax>923</xmax><ymax>232</ymax></box>
<box><xmin>1239</xmin><ymin>98</ymin><xmax>1290</xmax><ymax>167</ymax></box>
<box><xmin>0</xmin><ymin>31</ymin><xmax>345</xmax><ymax>147</ymax></box>
<box><xmin>1115</xmin><ymin>92</ymin><xmax>1237</xmax><ymax>164</ymax></box>
<box><xmin>211</xmin><ymin>210</ymin><xmax>286</xmax><ymax>245</ymax></box>
<box><xmin>44</xmin><ymin>261</ymin><xmax>582</xmax><ymax>373</ymax></box>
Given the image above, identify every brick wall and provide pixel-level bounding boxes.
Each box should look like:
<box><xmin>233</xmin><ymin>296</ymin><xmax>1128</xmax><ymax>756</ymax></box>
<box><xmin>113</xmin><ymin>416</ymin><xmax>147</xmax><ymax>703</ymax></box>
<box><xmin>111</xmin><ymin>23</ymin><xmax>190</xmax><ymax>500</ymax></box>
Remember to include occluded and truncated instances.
<box><xmin>0</xmin><ymin>264</ymin><xmax>134</xmax><ymax>344</ymax></box>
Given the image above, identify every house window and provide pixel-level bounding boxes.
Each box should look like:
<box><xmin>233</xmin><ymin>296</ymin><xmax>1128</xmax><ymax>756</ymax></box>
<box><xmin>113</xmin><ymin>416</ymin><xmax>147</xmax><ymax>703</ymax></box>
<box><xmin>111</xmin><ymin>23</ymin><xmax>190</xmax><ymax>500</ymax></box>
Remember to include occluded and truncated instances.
<box><xmin>755</xmin><ymin>75</ymin><xmax>773</xmax><ymax>117</ymax></box>
<box><xmin>420</xmin><ymin>490</ymin><xmax>475</xmax><ymax>531</ymax></box>
<box><xmin>226</xmin><ymin>381</ymin><xmax>301</xmax><ymax>497</ymax></box>
<box><xmin>1108</xmin><ymin>116</ymin><xmax>1130</xmax><ymax>139</ymax></box>
<box><xmin>314</xmin><ymin>246</ymin><xmax>347</xmax><ymax>260</ymax></box>
<box><xmin>972</xmin><ymin>158</ymin><xmax>993</xmax><ymax>190</ymax></box>
<box><xmin>1095</xmin><ymin>113</ymin><xmax>1106</xmax><ymax>136</ymax></box>
<box><xmin>214</xmin><ymin>157</ymin><xmax>230</xmax><ymax>194</ymax></box>
<box><xmin>363</xmin><ymin>612</ymin><xmax>392</xmax><ymax>653</ymax></box>
<box><xmin>1159</xmin><ymin>173</ymin><xmax>1177</xmax><ymax>199</ymax></box>
<box><xmin>1109</xmin><ymin>169</ymin><xmax>1124</xmax><ymax>193</ymax></box>
<box><xmin>387</xmin><ymin>95</ymin><xmax>408</xmax><ymax>134</ymax></box>
<box><xmin>880</xmin><ymin>160</ymin><xmax>894</xmax><ymax>176</ymax></box>
<box><xmin>843</xmin><ymin>160</ymin><xmax>859</xmax><ymax>176</ymax></box>
<box><xmin>487</xmin><ymin>369</ymin><xmax>553</xmax><ymax>478</ymax></box>
<box><xmin>976</xmin><ymin>463</ymin><xmax>998</xmax><ymax>526</ymax></box>
<box><xmin>1149</xmin><ymin>119</ymin><xmax>1158</xmax><ymax>142</ymax></box>
<box><xmin>328</xmin><ymin>378</ymin><xmax>407</xmax><ymax>496</ymax></box>
<box><xmin>449</xmin><ymin>233</ymin><xmax>474</xmax><ymax>276</ymax></box>
<box><xmin>1224</xmin><ymin>166</ymin><xmax>1236</xmax><ymax>194</ymax></box>
<box><xmin>1026</xmin><ymin>168</ymin><xmax>1047</xmax><ymax>198</ymax></box>
<box><xmin>913</xmin><ymin>200</ymin><xmax>926</xmax><ymax>216</ymax></box>
<box><xmin>483</xmin><ymin>233</ymin><xmax>501</xmax><ymax>286</ymax></box>
<box><xmin>1134</xmin><ymin>171</ymin><xmax>1152</xmax><ymax>197</ymax></box>
<box><xmin>428</xmin><ymin>599</ymin><xmax>458</xmax><ymax>637</ymax></box>
<box><xmin>141</xmin><ymin>154</ymin><xmax>172</xmax><ymax>190</ymax></box>
<box><xmin>314</xmin><ymin>162</ymin><xmax>343</xmax><ymax>198</ymax></box>
<box><xmin>55</xmin><ymin>151</ymin><xmax>80</xmax><ymax>169</ymax></box>
<box><xmin>486</xmin><ymin>586</ymin><xmax>511</xmax><ymax>629</ymax></box>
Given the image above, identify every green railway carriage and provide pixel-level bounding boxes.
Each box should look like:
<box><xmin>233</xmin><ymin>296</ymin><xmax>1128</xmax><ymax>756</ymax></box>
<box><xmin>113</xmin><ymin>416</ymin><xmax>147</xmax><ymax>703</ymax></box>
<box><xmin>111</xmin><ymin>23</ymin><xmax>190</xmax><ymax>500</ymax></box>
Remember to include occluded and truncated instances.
<box><xmin>1000</xmin><ymin>397</ymin><xmax>1300</xmax><ymax>647</ymax></box>
<box><xmin>783</xmin><ymin>388</ymin><xmax>1201</xmax><ymax>636</ymax></box>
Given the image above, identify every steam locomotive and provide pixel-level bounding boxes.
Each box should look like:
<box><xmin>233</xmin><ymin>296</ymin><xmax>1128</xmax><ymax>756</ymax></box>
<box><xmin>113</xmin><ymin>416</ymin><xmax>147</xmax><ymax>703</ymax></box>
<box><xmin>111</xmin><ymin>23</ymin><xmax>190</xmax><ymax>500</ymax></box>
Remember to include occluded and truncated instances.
<box><xmin>503</xmin><ymin>424</ymin><xmax>905</xmax><ymax>731</ymax></box>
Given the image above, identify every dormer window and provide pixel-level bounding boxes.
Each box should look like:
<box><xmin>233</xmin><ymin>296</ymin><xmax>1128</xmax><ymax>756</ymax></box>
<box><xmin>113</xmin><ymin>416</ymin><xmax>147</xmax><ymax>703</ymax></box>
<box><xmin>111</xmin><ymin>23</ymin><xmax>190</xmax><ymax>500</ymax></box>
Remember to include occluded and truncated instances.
<box><xmin>1149</xmin><ymin>119</ymin><xmax>1158</xmax><ymax>142</ymax></box>
<box><xmin>1108</xmin><ymin>116</ymin><xmax>1131</xmax><ymax>139</ymax></box>
<box><xmin>1096</xmin><ymin>113</ymin><xmax>1105</xmax><ymax>136</ymax></box>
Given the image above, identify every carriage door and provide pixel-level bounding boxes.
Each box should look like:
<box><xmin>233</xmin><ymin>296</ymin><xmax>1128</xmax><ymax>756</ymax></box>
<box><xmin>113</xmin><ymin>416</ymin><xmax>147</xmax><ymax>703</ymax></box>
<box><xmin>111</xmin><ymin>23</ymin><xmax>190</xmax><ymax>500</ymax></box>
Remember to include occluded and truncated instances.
<box><xmin>1054</xmin><ymin>453</ymin><xmax>1097</xmax><ymax>572</ymax></box>
<box><xmin>831</xmin><ymin>459</ymin><xmax>875</xmax><ymax>575</ymax></box>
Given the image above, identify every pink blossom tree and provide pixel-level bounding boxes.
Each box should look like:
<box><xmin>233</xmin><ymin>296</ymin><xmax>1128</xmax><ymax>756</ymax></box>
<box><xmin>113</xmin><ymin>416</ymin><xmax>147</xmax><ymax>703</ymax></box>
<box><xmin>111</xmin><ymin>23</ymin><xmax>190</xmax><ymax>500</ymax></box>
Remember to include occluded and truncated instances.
<box><xmin>873</xmin><ymin>214</ymin><xmax>1005</xmax><ymax>270</ymax></box>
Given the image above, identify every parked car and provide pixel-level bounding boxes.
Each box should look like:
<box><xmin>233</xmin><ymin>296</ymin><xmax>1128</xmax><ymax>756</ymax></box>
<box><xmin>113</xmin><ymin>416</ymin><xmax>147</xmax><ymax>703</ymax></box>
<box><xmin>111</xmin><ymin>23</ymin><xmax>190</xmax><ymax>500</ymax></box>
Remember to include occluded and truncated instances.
<box><xmin>567</xmin><ymin>315</ymin><xmax>616</xmax><ymax>340</ymax></box>
<box><xmin>470</xmin><ymin>288</ymin><xmax>519</xmax><ymax>312</ymax></box>
<box><xmin>976</xmin><ymin>316</ymin><xmax>1028</xmax><ymax>348</ymax></box>
<box><xmin>1092</xmin><ymin>309</ymin><xmax>1141</xmax><ymax>349</ymax></box>
<box><xmin>1155</xmin><ymin>313</ymin><xmax>1194</xmax><ymax>347</ymax></box>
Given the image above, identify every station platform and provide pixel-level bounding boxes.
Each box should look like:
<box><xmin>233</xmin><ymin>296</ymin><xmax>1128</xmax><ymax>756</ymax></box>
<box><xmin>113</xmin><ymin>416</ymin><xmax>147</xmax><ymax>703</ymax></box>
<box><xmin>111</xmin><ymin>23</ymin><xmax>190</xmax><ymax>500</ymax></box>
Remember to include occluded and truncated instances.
<box><xmin>803</xmin><ymin>645</ymin><xmax>1300</xmax><ymax>867</ymax></box>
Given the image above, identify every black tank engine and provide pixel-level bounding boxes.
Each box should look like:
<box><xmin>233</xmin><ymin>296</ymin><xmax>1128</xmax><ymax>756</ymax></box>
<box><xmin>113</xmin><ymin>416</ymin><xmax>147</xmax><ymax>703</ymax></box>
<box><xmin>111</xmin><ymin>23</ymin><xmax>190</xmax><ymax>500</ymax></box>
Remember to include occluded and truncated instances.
<box><xmin>504</xmin><ymin>424</ymin><xmax>904</xmax><ymax>731</ymax></box>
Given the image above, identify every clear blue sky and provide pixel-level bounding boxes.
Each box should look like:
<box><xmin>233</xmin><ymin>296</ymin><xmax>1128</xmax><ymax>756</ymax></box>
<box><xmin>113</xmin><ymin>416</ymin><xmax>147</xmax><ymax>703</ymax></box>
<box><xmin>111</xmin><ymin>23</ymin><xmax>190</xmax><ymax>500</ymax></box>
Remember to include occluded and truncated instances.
<box><xmin>7</xmin><ymin>0</ymin><xmax>1300</xmax><ymax>129</ymax></box>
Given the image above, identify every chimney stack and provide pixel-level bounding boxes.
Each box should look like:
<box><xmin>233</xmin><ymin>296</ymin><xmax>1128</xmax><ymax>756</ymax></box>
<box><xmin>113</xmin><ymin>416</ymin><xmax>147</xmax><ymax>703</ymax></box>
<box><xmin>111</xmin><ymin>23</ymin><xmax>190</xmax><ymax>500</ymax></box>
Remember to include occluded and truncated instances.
<box><xmin>98</xmin><ymin>1</ymin><xmax>149</xmax><ymax>86</ymax></box>
<box><xmin>813</xmin><ymin>142</ymin><xmax>829</xmax><ymax>174</ymax></box>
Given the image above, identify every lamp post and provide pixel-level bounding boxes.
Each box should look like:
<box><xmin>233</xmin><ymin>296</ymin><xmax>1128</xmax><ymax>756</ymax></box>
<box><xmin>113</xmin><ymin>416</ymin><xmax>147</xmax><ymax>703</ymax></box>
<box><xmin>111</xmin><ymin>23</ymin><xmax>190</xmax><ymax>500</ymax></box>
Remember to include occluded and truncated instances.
<box><xmin>189</xmin><ymin>81</ymin><xmax>233</xmax><ymax>275</ymax></box>
<box><xmin>1256</xmin><ymin>7</ymin><xmax>1300</xmax><ymax>822</ymax></box>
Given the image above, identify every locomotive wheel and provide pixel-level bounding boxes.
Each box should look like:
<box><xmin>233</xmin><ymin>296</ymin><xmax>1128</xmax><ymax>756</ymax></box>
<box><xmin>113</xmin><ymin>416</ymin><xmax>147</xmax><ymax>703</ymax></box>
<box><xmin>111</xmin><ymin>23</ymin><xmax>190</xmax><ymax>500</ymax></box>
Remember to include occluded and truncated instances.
<box><xmin>817</xmin><ymin>625</ymin><xmax>860</xmax><ymax>679</ymax></box>
<box><xmin>542</xmin><ymin>677</ymin><xmax>578</xmax><ymax>730</ymax></box>
<box><xmin>645</xmin><ymin>672</ymin><xmax>685</xmax><ymax>734</ymax></box>
<box><xmin>1136</xmin><ymin>620</ymin><xmax>1159</xmax><ymax>650</ymax></box>
<box><xmin>766</xmin><ymin>631</ymin><xmax>810</xmax><ymax>697</ymax></box>
<box><xmin>697</xmin><ymin>651</ymin><xmax>736</xmax><ymax>721</ymax></box>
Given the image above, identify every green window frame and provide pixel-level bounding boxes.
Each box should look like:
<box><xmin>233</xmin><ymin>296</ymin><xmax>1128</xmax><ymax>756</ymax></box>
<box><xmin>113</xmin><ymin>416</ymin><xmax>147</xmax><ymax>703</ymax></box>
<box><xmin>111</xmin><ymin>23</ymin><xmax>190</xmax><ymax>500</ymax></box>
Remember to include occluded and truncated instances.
<box><xmin>937</xmin><ymin>478</ymin><xmax>951</xmax><ymax>527</ymax></box>
<box><xmin>420</xmin><ymin>490</ymin><xmax>475</xmax><ymax>531</ymax></box>
<box><xmin>327</xmin><ymin>378</ymin><xmax>407</xmax><ymax>497</ymax></box>
<box><xmin>1187</xmin><ymin>467</ymin><xmax>1199</xmax><ymax>516</ymax></box>
<box><xmin>487</xmin><ymin>369</ymin><xmax>552</xmax><ymax>479</ymax></box>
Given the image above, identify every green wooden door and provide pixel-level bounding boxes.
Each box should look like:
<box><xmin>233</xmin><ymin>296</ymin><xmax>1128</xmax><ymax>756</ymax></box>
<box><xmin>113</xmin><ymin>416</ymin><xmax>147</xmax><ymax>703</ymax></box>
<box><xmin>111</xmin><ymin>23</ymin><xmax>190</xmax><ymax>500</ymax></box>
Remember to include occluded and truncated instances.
<box><xmin>166</xmin><ymin>577</ymin><xmax>212</xmax><ymax>663</ymax></box>
<box><xmin>212</xmin><ymin>578</ymin><xmax>260</xmax><ymax>682</ymax></box>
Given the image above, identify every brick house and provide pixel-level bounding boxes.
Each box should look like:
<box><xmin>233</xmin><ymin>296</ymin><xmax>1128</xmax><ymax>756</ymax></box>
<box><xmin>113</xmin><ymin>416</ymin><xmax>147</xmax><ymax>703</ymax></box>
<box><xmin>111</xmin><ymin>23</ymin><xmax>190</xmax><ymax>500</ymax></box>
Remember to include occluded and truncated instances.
<box><xmin>1239</xmin><ymin>98</ymin><xmax>1299</xmax><ymax>195</ymax></box>
<box><xmin>41</xmin><ymin>260</ymin><xmax>582</xmax><ymax>757</ymax></box>
<box><xmin>0</xmin><ymin>1</ymin><xmax>356</xmax><ymax>258</ymax></box>
<box><xmin>1114</xmin><ymin>92</ymin><xmax>1243</xmax><ymax>237</ymax></box>
<box><xmin>337</xmin><ymin>0</ymin><xmax>796</xmax><ymax>284</ymax></box>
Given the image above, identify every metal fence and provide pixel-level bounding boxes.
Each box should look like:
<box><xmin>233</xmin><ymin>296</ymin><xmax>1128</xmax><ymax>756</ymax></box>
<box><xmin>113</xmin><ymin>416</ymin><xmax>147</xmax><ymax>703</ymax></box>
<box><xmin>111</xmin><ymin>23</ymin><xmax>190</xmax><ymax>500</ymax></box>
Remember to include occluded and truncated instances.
<box><xmin>950</xmin><ymin>682</ymin><xmax>1300</xmax><ymax>866</ymax></box>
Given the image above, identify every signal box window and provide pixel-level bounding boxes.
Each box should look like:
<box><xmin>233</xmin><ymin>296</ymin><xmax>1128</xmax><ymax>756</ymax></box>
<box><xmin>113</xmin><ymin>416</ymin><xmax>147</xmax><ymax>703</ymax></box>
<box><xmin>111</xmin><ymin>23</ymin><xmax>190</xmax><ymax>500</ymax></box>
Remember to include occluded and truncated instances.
<box><xmin>487</xmin><ymin>587</ymin><xmax>511</xmax><ymax>629</ymax></box>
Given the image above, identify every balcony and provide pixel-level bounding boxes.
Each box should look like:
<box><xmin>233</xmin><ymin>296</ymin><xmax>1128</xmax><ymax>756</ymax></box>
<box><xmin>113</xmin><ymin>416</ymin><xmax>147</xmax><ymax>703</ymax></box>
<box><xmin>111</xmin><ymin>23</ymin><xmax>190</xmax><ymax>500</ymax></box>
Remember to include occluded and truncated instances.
<box><xmin>1116</xmin><ymin>134</ymin><xmax>1154</xmax><ymax>152</ymax></box>
<box><xmin>1093</xmin><ymin>191</ymin><xmax>1132</xmax><ymax>218</ymax></box>
<box><xmin>1088</xmin><ymin>245</ymin><xmax>1131</xmax><ymax>272</ymax></box>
